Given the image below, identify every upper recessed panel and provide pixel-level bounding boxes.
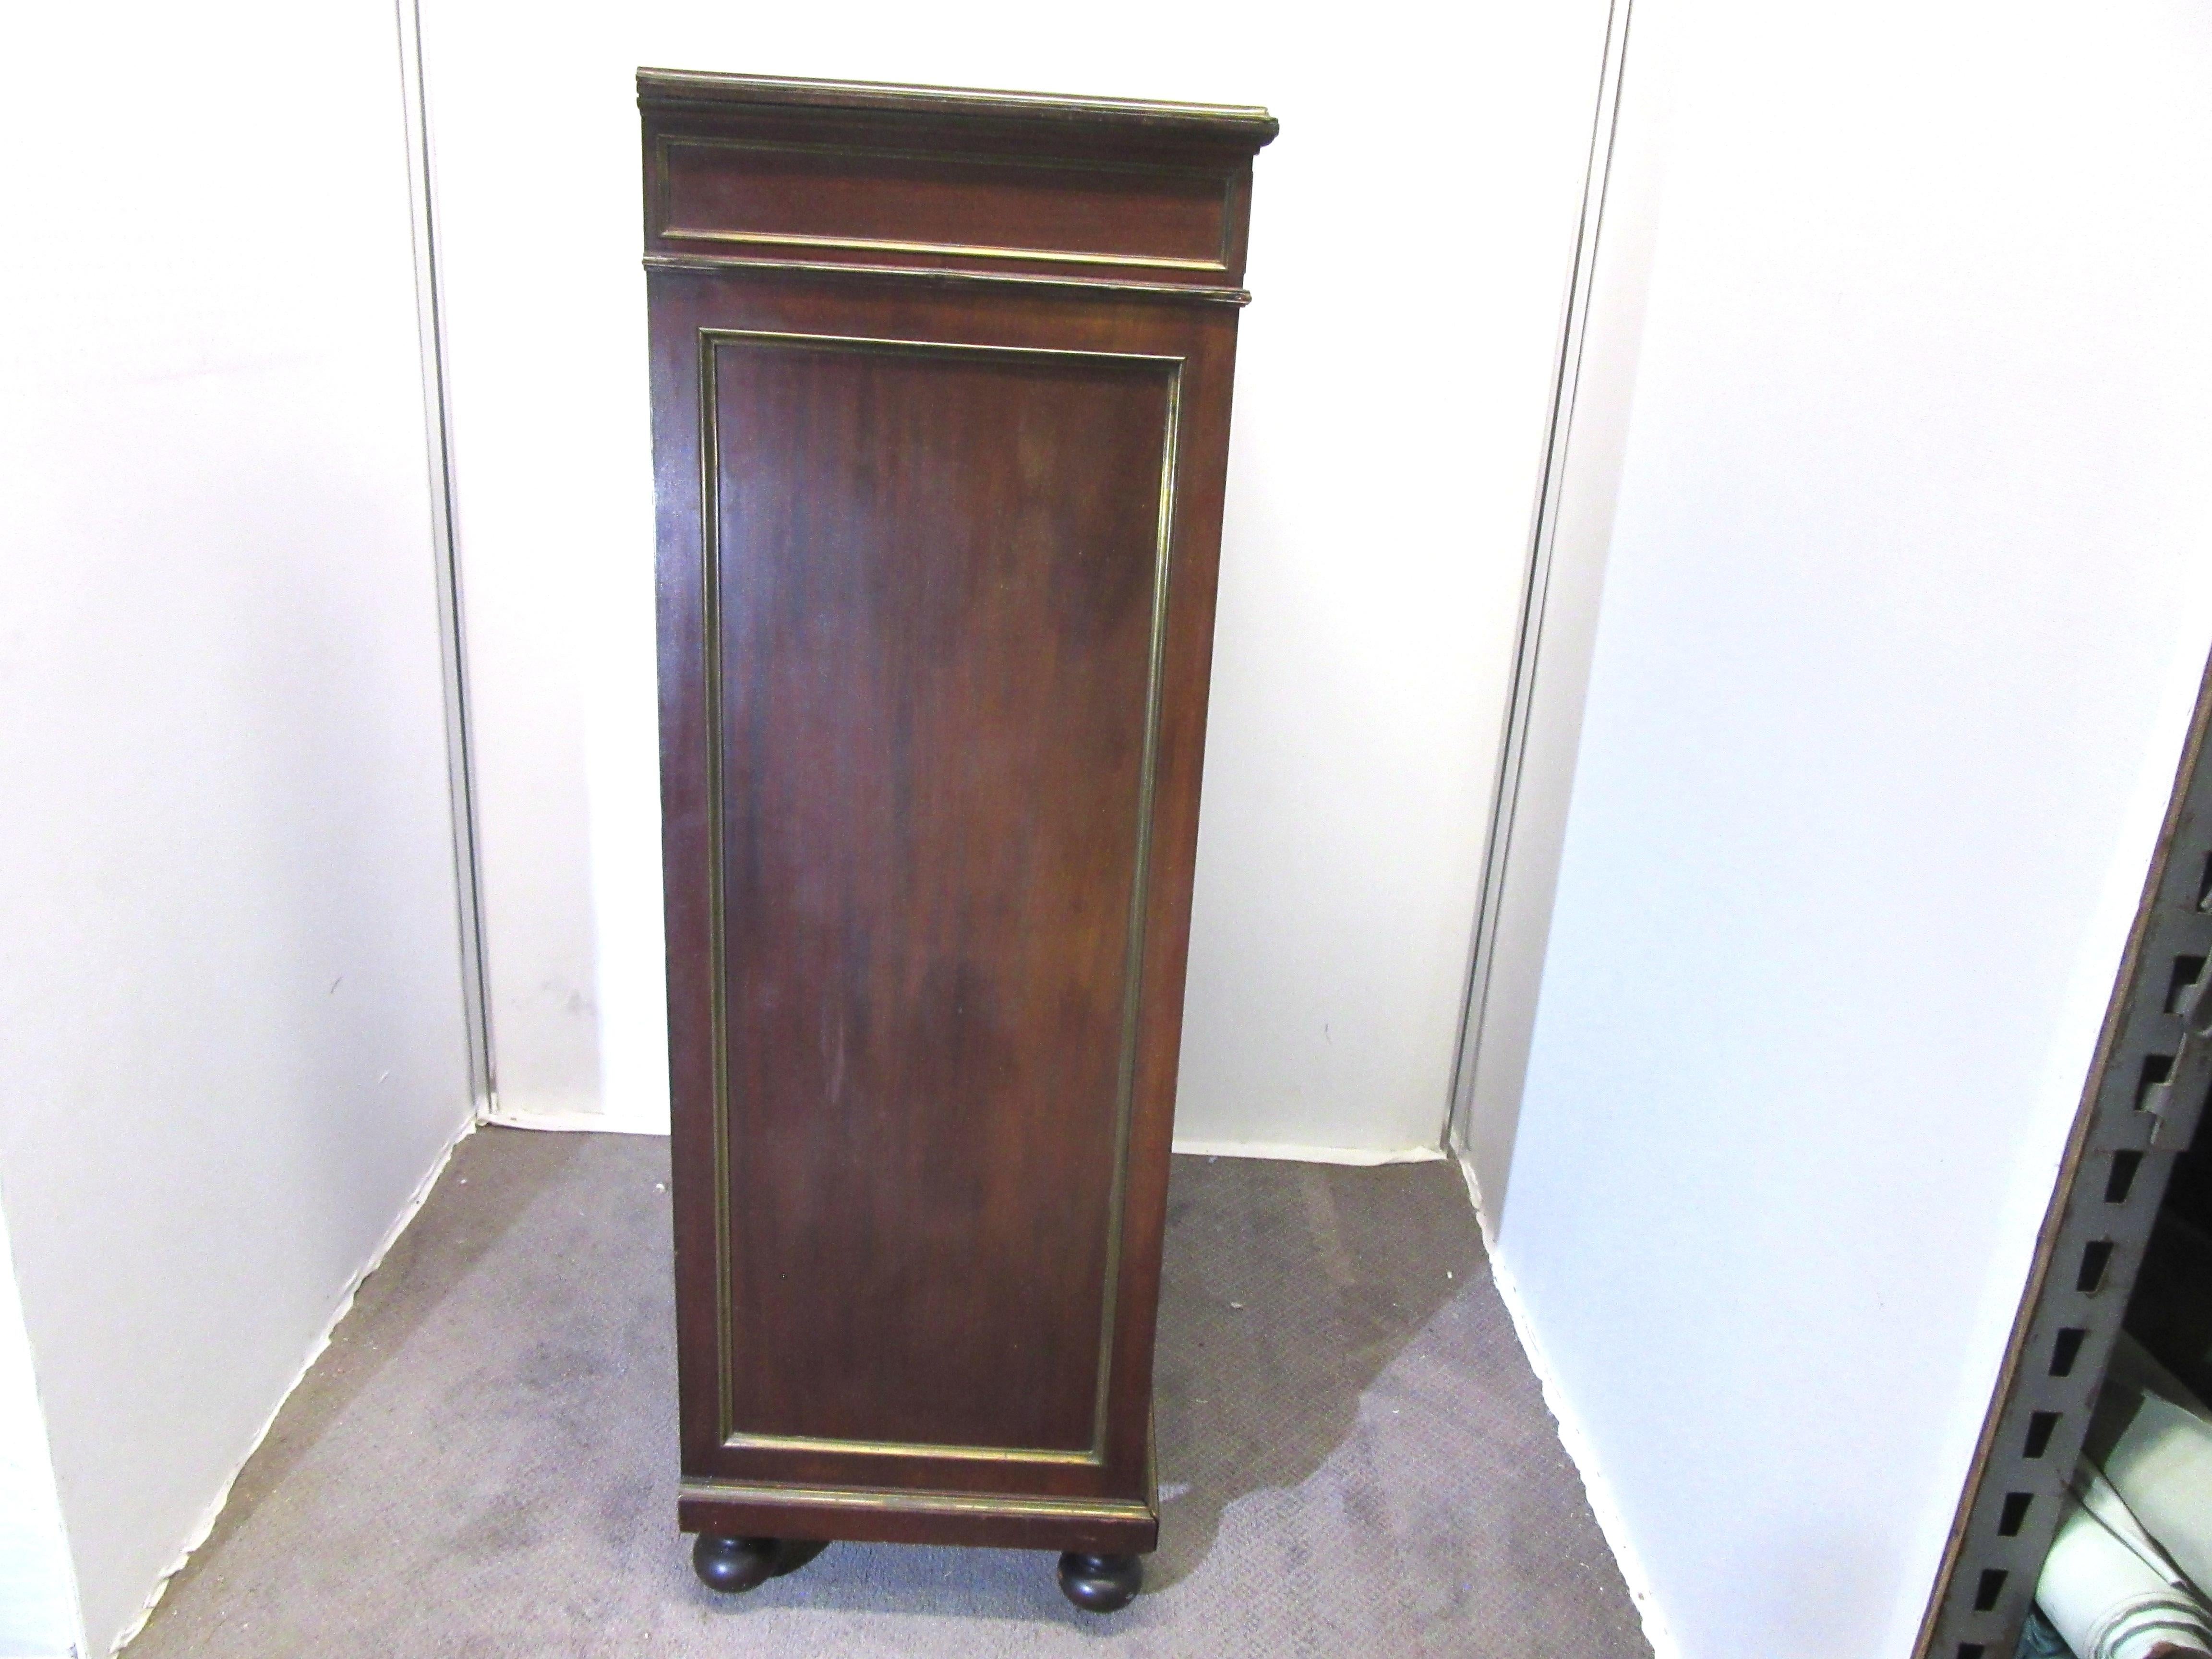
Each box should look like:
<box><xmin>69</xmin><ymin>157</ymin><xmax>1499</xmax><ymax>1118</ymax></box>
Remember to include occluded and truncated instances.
<box><xmin>656</xmin><ymin>138</ymin><xmax>1235</xmax><ymax>275</ymax></box>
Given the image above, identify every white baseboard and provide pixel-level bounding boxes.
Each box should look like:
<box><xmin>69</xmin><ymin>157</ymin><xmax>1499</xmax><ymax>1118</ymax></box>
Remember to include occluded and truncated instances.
<box><xmin>478</xmin><ymin>1120</ymin><xmax>1445</xmax><ymax>1165</ymax></box>
<box><xmin>108</xmin><ymin>1110</ymin><xmax>479</xmax><ymax>1654</ymax></box>
<box><xmin>1168</xmin><ymin>1139</ymin><xmax>1446</xmax><ymax>1166</ymax></box>
<box><xmin>479</xmin><ymin>1106</ymin><xmax>665</xmax><ymax>1136</ymax></box>
<box><xmin>1451</xmin><ymin>1152</ymin><xmax>1678</xmax><ymax>1659</ymax></box>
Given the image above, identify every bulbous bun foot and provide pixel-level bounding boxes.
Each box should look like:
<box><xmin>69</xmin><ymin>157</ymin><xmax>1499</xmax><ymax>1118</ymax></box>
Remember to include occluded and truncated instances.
<box><xmin>1056</xmin><ymin>1551</ymin><xmax>1142</xmax><ymax>1612</ymax></box>
<box><xmin>691</xmin><ymin>1534</ymin><xmax>829</xmax><ymax>1595</ymax></box>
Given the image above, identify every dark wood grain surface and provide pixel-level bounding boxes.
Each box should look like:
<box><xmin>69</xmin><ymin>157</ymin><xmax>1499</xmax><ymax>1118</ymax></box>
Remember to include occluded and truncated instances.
<box><xmin>659</xmin><ymin>140</ymin><xmax>1235</xmax><ymax>273</ymax></box>
<box><xmin>646</xmin><ymin>72</ymin><xmax>1271</xmax><ymax>1554</ymax></box>
<box><xmin>641</xmin><ymin>72</ymin><xmax>1266</xmax><ymax>294</ymax></box>
<box><xmin>713</xmin><ymin>334</ymin><xmax>1172</xmax><ymax>1455</ymax></box>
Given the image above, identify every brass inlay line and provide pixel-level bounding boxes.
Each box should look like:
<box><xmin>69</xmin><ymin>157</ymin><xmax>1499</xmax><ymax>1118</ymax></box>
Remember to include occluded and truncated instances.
<box><xmin>1090</xmin><ymin>364</ymin><xmax>1182</xmax><ymax>1450</ymax></box>
<box><xmin>696</xmin><ymin>327</ymin><xmax>1186</xmax><ymax>1469</ymax></box>
<box><xmin>645</xmin><ymin>252</ymin><xmax>1251</xmax><ymax>307</ymax></box>
<box><xmin>681</xmin><ymin>1479</ymin><xmax>1156</xmax><ymax>1526</ymax></box>
<box><xmin>667</xmin><ymin>225</ymin><xmax>1228</xmax><ymax>272</ymax></box>
<box><xmin>637</xmin><ymin>67</ymin><xmax>1278</xmax><ymax>139</ymax></box>
<box><xmin>697</xmin><ymin>334</ymin><xmax>736</xmax><ymax>1440</ymax></box>
<box><xmin>723</xmin><ymin>1429</ymin><xmax>1095</xmax><ymax>1467</ymax></box>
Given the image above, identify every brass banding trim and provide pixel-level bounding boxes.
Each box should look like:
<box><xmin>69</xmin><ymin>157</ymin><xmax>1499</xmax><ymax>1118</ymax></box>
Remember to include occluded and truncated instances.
<box><xmin>723</xmin><ymin>1429</ymin><xmax>1097</xmax><ymax>1467</ymax></box>
<box><xmin>637</xmin><ymin>68</ymin><xmax>1279</xmax><ymax>146</ymax></box>
<box><xmin>696</xmin><ymin>327</ymin><xmax>1186</xmax><ymax>1469</ymax></box>
<box><xmin>666</xmin><ymin>225</ymin><xmax>1227</xmax><ymax>272</ymax></box>
<box><xmin>1090</xmin><ymin>361</ymin><xmax>1181</xmax><ymax>1445</ymax></box>
<box><xmin>681</xmin><ymin>1479</ymin><xmax>1157</xmax><ymax>1525</ymax></box>
<box><xmin>698</xmin><ymin>335</ymin><xmax>734</xmax><ymax>1438</ymax></box>
<box><xmin>643</xmin><ymin>252</ymin><xmax>1251</xmax><ymax>306</ymax></box>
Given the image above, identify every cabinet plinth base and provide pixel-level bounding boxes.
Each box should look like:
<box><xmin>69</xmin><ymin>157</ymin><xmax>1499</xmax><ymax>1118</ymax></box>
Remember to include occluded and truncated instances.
<box><xmin>678</xmin><ymin>1484</ymin><xmax>1158</xmax><ymax>1556</ymax></box>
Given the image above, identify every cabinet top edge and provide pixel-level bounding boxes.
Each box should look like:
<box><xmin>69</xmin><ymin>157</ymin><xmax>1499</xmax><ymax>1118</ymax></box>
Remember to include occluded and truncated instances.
<box><xmin>636</xmin><ymin>69</ymin><xmax>1279</xmax><ymax>154</ymax></box>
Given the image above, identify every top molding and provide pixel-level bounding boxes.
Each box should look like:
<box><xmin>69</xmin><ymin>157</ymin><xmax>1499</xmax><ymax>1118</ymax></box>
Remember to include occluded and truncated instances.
<box><xmin>637</xmin><ymin>69</ymin><xmax>1275</xmax><ymax>301</ymax></box>
<box><xmin>636</xmin><ymin>69</ymin><xmax>1280</xmax><ymax>156</ymax></box>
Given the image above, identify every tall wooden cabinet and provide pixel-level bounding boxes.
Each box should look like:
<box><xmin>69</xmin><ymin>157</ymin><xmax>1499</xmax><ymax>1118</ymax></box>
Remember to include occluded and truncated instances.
<box><xmin>640</xmin><ymin>70</ymin><xmax>1274</xmax><ymax>1611</ymax></box>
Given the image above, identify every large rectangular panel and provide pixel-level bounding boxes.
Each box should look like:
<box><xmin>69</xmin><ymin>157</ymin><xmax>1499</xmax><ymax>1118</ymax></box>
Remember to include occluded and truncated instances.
<box><xmin>702</xmin><ymin>332</ymin><xmax>1180</xmax><ymax>1461</ymax></box>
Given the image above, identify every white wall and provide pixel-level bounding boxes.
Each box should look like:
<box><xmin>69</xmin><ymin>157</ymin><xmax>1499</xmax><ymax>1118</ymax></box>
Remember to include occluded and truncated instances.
<box><xmin>1471</xmin><ymin>1</ymin><xmax>2212</xmax><ymax>1654</ymax></box>
<box><xmin>0</xmin><ymin>1212</ymin><xmax>77</xmax><ymax>1659</ymax></box>
<box><xmin>1454</xmin><ymin>0</ymin><xmax>1652</xmax><ymax>1211</ymax></box>
<box><xmin>0</xmin><ymin>3</ymin><xmax>478</xmax><ymax>1649</ymax></box>
<box><xmin>422</xmin><ymin>0</ymin><xmax>1613</xmax><ymax>1149</ymax></box>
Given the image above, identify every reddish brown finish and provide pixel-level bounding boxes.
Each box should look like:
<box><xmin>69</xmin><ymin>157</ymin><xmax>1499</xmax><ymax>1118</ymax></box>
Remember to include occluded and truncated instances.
<box><xmin>658</xmin><ymin>140</ymin><xmax>1237</xmax><ymax>273</ymax></box>
<box><xmin>714</xmin><ymin>337</ymin><xmax>1171</xmax><ymax>1455</ymax></box>
<box><xmin>644</xmin><ymin>71</ymin><xmax>1272</xmax><ymax>1559</ymax></box>
<box><xmin>641</xmin><ymin>70</ymin><xmax>1268</xmax><ymax>294</ymax></box>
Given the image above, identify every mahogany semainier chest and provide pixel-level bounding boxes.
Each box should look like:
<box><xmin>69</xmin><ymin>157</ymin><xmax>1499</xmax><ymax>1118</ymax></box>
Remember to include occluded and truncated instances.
<box><xmin>639</xmin><ymin>69</ymin><xmax>1274</xmax><ymax>1611</ymax></box>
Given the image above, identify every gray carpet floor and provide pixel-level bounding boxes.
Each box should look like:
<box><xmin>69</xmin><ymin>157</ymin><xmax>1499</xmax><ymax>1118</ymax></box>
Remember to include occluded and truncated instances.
<box><xmin>129</xmin><ymin>1128</ymin><xmax>1650</xmax><ymax>1657</ymax></box>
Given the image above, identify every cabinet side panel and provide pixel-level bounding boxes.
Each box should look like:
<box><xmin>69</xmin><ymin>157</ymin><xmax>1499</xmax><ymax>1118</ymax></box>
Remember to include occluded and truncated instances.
<box><xmin>708</xmin><ymin>334</ymin><xmax>1175</xmax><ymax>1457</ymax></box>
